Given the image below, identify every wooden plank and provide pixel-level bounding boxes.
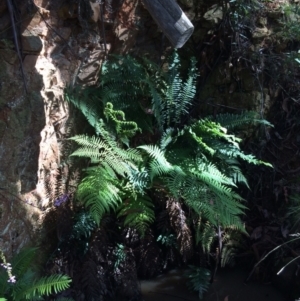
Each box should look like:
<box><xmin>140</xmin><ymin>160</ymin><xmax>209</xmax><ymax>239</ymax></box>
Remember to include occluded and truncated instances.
<box><xmin>142</xmin><ymin>0</ymin><xmax>194</xmax><ymax>48</ymax></box>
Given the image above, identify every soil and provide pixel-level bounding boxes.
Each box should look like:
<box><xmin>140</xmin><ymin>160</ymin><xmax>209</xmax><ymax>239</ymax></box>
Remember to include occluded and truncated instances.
<box><xmin>141</xmin><ymin>268</ymin><xmax>287</xmax><ymax>301</ymax></box>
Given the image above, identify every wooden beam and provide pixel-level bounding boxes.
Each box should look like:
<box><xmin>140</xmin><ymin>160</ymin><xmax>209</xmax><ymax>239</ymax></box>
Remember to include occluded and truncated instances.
<box><xmin>142</xmin><ymin>0</ymin><xmax>194</xmax><ymax>48</ymax></box>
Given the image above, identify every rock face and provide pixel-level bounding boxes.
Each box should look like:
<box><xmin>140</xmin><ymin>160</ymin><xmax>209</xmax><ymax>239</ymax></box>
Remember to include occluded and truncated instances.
<box><xmin>0</xmin><ymin>0</ymin><xmax>168</xmax><ymax>257</ymax></box>
<box><xmin>0</xmin><ymin>0</ymin><xmax>127</xmax><ymax>256</ymax></box>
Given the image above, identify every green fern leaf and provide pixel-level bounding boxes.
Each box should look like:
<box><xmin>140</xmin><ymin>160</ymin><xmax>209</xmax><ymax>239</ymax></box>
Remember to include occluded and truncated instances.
<box><xmin>212</xmin><ymin>111</ymin><xmax>273</xmax><ymax>129</ymax></box>
<box><xmin>185</xmin><ymin>265</ymin><xmax>211</xmax><ymax>299</ymax></box>
<box><xmin>77</xmin><ymin>166</ymin><xmax>122</xmax><ymax>224</ymax></box>
<box><xmin>118</xmin><ymin>194</ymin><xmax>155</xmax><ymax>236</ymax></box>
<box><xmin>138</xmin><ymin>145</ymin><xmax>173</xmax><ymax>179</ymax></box>
<box><xmin>11</xmin><ymin>248</ymin><xmax>38</xmax><ymax>278</ymax></box>
<box><xmin>23</xmin><ymin>274</ymin><xmax>71</xmax><ymax>299</ymax></box>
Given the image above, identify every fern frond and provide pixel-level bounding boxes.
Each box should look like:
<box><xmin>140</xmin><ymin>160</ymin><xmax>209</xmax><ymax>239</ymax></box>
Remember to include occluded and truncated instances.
<box><xmin>138</xmin><ymin>145</ymin><xmax>173</xmax><ymax>179</ymax></box>
<box><xmin>11</xmin><ymin>248</ymin><xmax>38</xmax><ymax>278</ymax></box>
<box><xmin>220</xmin><ymin>157</ymin><xmax>250</xmax><ymax>187</ymax></box>
<box><xmin>104</xmin><ymin>102</ymin><xmax>141</xmax><ymax>138</ymax></box>
<box><xmin>65</xmin><ymin>89</ymin><xmax>102</xmax><ymax>131</ymax></box>
<box><xmin>23</xmin><ymin>274</ymin><xmax>71</xmax><ymax>299</ymax></box>
<box><xmin>118</xmin><ymin>194</ymin><xmax>155</xmax><ymax>236</ymax></box>
<box><xmin>160</xmin><ymin>128</ymin><xmax>175</xmax><ymax>151</ymax></box>
<box><xmin>11</xmin><ymin>269</ymin><xmax>36</xmax><ymax>301</ymax></box>
<box><xmin>128</xmin><ymin>167</ymin><xmax>150</xmax><ymax>193</ymax></box>
<box><xmin>70</xmin><ymin>135</ymin><xmax>141</xmax><ymax>176</ymax></box>
<box><xmin>165</xmin><ymin>159</ymin><xmax>246</xmax><ymax>230</ymax></box>
<box><xmin>185</xmin><ymin>265</ymin><xmax>211</xmax><ymax>299</ymax></box>
<box><xmin>214</xmin><ymin>141</ymin><xmax>272</xmax><ymax>167</ymax></box>
<box><xmin>172</xmin><ymin>56</ymin><xmax>197</xmax><ymax>124</ymax></box>
<box><xmin>212</xmin><ymin>111</ymin><xmax>273</xmax><ymax>129</ymax></box>
<box><xmin>148</xmin><ymin>82</ymin><xmax>166</xmax><ymax>132</ymax></box>
<box><xmin>196</xmin><ymin>220</ymin><xmax>216</xmax><ymax>253</ymax></box>
<box><xmin>149</xmin><ymin>52</ymin><xmax>197</xmax><ymax>131</ymax></box>
<box><xmin>71</xmin><ymin>211</ymin><xmax>97</xmax><ymax>240</ymax></box>
<box><xmin>193</xmin><ymin>160</ymin><xmax>236</xmax><ymax>186</ymax></box>
<box><xmin>221</xmin><ymin>229</ymin><xmax>245</xmax><ymax>267</ymax></box>
<box><xmin>76</xmin><ymin>166</ymin><xmax>122</xmax><ymax>224</ymax></box>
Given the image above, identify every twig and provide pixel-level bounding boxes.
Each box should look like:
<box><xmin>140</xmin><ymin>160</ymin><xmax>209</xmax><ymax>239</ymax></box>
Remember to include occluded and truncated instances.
<box><xmin>245</xmin><ymin>236</ymin><xmax>300</xmax><ymax>282</ymax></box>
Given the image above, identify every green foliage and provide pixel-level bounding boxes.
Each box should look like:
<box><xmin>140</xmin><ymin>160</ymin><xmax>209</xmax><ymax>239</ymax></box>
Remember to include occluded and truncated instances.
<box><xmin>65</xmin><ymin>87</ymin><xmax>102</xmax><ymax>131</ymax></box>
<box><xmin>103</xmin><ymin>102</ymin><xmax>141</xmax><ymax>146</ymax></box>
<box><xmin>100</xmin><ymin>55</ymin><xmax>150</xmax><ymax>108</ymax></box>
<box><xmin>228</xmin><ymin>0</ymin><xmax>261</xmax><ymax>29</ymax></box>
<box><xmin>212</xmin><ymin>111</ymin><xmax>273</xmax><ymax>130</ymax></box>
<box><xmin>185</xmin><ymin>265</ymin><xmax>211</xmax><ymax>299</ymax></box>
<box><xmin>139</xmin><ymin>111</ymin><xmax>271</xmax><ymax>231</ymax></box>
<box><xmin>95</xmin><ymin>52</ymin><xmax>197</xmax><ymax>132</ymax></box>
<box><xmin>74</xmin><ymin>165</ymin><xmax>122</xmax><ymax>225</ymax></box>
<box><xmin>149</xmin><ymin>52</ymin><xmax>197</xmax><ymax>132</ymax></box>
<box><xmin>195</xmin><ymin>220</ymin><xmax>216</xmax><ymax>253</ymax></box>
<box><xmin>280</xmin><ymin>4</ymin><xmax>300</xmax><ymax>41</ymax></box>
<box><xmin>117</xmin><ymin>194</ymin><xmax>155</xmax><ymax>236</ymax></box>
<box><xmin>21</xmin><ymin>274</ymin><xmax>71</xmax><ymax>300</ymax></box>
<box><xmin>70</xmin><ymin>116</ymin><xmax>142</xmax><ymax>224</ymax></box>
<box><xmin>138</xmin><ymin>145</ymin><xmax>173</xmax><ymax>180</ymax></box>
<box><xmin>68</xmin><ymin>52</ymin><xmax>271</xmax><ymax>266</ymax></box>
<box><xmin>157</xmin><ymin>234</ymin><xmax>177</xmax><ymax>247</ymax></box>
<box><xmin>71</xmin><ymin>211</ymin><xmax>97</xmax><ymax>240</ymax></box>
<box><xmin>0</xmin><ymin>248</ymin><xmax>71</xmax><ymax>301</ymax></box>
<box><xmin>113</xmin><ymin>244</ymin><xmax>126</xmax><ymax>271</ymax></box>
<box><xmin>220</xmin><ymin>229</ymin><xmax>245</xmax><ymax>268</ymax></box>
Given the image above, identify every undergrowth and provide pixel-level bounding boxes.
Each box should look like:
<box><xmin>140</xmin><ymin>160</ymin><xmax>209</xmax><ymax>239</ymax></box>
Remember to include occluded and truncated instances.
<box><xmin>62</xmin><ymin>52</ymin><xmax>272</xmax><ymax>299</ymax></box>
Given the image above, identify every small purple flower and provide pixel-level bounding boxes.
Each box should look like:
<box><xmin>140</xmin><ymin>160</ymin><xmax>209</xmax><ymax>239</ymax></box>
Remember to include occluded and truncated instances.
<box><xmin>54</xmin><ymin>194</ymin><xmax>70</xmax><ymax>207</ymax></box>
